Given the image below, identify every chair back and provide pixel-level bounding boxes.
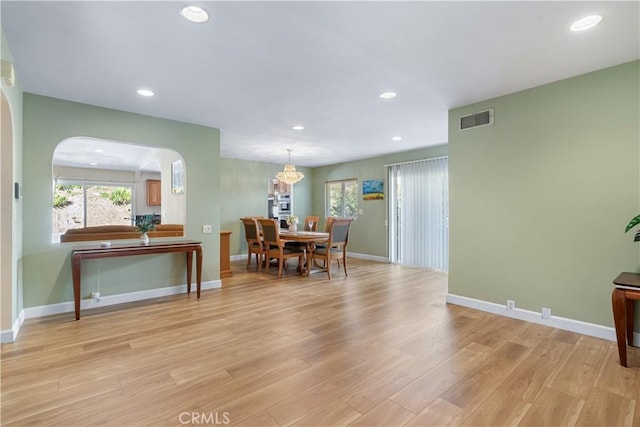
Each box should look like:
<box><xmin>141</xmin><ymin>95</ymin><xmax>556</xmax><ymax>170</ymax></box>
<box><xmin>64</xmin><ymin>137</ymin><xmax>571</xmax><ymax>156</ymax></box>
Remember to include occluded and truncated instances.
<box><xmin>241</xmin><ymin>217</ymin><xmax>260</xmax><ymax>241</ymax></box>
<box><xmin>324</xmin><ymin>217</ymin><xmax>337</xmax><ymax>232</ymax></box>
<box><xmin>258</xmin><ymin>218</ymin><xmax>281</xmax><ymax>248</ymax></box>
<box><xmin>304</xmin><ymin>216</ymin><xmax>320</xmax><ymax>231</ymax></box>
<box><xmin>328</xmin><ymin>218</ymin><xmax>352</xmax><ymax>249</ymax></box>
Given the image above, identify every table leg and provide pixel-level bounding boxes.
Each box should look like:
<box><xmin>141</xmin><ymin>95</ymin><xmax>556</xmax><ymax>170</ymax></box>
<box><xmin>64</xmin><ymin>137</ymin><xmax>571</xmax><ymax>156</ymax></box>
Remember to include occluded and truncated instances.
<box><xmin>626</xmin><ymin>298</ymin><xmax>635</xmax><ymax>347</ymax></box>
<box><xmin>303</xmin><ymin>242</ymin><xmax>316</xmax><ymax>277</ymax></box>
<box><xmin>186</xmin><ymin>251</ymin><xmax>193</xmax><ymax>294</ymax></box>
<box><xmin>196</xmin><ymin>247</ymin><xmax>202</xmax><ymax>299</ymax></box>
<box><xmin>612</xmin><ymin>289</ymin><xmax>628</xmax><ymax>367</ymax></box>
<box><xmin>72</xmin><ymin>254</ymin><xmax>82</xmax><ymax>320</ymax></box>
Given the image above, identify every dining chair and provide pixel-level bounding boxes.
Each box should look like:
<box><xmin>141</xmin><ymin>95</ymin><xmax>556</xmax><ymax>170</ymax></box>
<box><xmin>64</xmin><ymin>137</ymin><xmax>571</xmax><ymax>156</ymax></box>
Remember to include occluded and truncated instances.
<box><xmin>324</xmin><ymin>217</ymin><xmax>336</xmax><ymax>232</ymax></box>
<box><xmin>241</xmin><ymin>217</ymin><xmax>264</xmax><ymax>271</ymax></box>
<box><xmin>303</xmin><ymin>216</ymin><xmax>320</xmax><ymax>231</ymax></box>
<box><xmin>315</xmin><ymin>216</ymin><xmax>338</xmax><ymax>261</ymax></box>
<box><xmin>312</xmin><ymin>218</ymin><xmax>352</xmax><ymax>279</ymax></box>
<box><xmin>258</xmin><ymin>218</ymin><xmax>306</xmax><ymax>278</ymax></box>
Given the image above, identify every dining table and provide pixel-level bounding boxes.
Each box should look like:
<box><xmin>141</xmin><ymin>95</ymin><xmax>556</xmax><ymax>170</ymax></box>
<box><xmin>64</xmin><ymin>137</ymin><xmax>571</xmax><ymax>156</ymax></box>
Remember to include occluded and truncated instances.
<box><xmin>279</xmin><ymin>229</ymin><xmax>329</xmax><ymax>276</ymax></box>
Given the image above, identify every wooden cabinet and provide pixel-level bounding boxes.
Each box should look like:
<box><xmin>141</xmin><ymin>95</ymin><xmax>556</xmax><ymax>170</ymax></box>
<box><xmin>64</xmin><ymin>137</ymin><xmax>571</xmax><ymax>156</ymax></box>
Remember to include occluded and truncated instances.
<box><xmin>220</xmin><ymin>231</ymin><xmax>233</xmax><ymax>278</ymax></box>
<box><xmin>268</xmin><ymin>179</ymin><xmax>291</xmax><ymax>196</ymax></box>
<box><xmin>146</xmin><ymin>179</ymin><xmax>161</xmax><ymax>206</ymax></box>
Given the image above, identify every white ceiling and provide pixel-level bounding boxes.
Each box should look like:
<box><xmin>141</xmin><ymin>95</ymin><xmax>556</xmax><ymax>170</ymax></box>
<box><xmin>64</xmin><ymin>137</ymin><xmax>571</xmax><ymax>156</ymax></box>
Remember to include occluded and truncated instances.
<box><xmin>53</xmin><ymin>137</ymin><xmax>166</xmax><ymax>173</ymax></box>
<box><xmin>2</xmin><ymin>1</ymin><xmax>639</xmax><ymax>170</ymax></box>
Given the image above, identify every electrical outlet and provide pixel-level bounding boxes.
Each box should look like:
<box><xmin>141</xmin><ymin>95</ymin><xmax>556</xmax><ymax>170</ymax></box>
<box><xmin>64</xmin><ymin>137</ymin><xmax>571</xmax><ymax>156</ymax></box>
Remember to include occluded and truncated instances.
<box><xmin>506</xmin><ymin>300</ymin><xmax>515</xmax><ymax>311</ymax></box>
<box><xmin>542</xmin><ymin>307</ymin><xmax>551</xmax><ymax>320</ymax></box>
<box><xmin>202</xmin><ymin>225</ymin><xmax>212</xmax><ymax>234</ymax></box>
<box><xmin>91</xmin><ymin>291</ymin><xmax>100</xmax><ymax>302</ymax></box>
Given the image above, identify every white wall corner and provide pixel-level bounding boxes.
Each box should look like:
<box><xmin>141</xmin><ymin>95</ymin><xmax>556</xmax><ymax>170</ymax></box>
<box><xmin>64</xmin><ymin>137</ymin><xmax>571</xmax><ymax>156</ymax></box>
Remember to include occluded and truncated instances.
<box><xmin>0</xmin><ymin>309</ymin><xmax>25</xmax><ymax>343</ymax></box>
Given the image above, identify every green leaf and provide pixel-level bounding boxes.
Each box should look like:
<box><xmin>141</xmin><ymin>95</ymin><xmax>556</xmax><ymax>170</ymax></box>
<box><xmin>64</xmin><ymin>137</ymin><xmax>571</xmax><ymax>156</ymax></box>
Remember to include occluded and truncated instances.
<box><xmin>635</xmin><ymin>230</ymin><xmax>640</xmax><ymax>242</ymax></box>
<box><xmin>624</xmin><ymin>214</ymin><xmax>640</xmax><ymax>233</ymax></box>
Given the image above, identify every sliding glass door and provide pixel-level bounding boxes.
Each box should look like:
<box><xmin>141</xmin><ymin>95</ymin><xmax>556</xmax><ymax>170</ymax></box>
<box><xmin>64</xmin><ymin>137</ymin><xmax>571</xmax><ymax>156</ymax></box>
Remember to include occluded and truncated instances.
<box><xmin>388</xmin><ymin>157</ymin><xmax>449</xmax><ymax>270</ymax></box>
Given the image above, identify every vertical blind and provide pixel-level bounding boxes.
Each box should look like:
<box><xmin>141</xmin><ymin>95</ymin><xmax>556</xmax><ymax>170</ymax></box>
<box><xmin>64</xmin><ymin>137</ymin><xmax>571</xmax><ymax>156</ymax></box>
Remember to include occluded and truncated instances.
<box><xmin>388</xmin><ymin>157</ymin><xmax>449</xmax><ymax>270</ymax></box>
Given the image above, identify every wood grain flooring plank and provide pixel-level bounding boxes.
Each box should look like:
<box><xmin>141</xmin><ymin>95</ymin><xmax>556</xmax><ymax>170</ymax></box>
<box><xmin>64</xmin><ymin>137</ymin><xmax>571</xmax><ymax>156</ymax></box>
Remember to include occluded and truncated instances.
<box><xmin>593</xmin><ymin>344</ymin><xmax>640</xmax><ymax>400</ymax></box>
<box><xmin>546</xmin><ymin>336</ymin><xmax>609</xmax><ymax>399</ymax></box>
<box><xmin>439</xmin><ymin>341</ymin><xmax>531</xmax><ymax>411</ymax></box>
<box><xmin>2</xmin><ymin>259</ymin><xmax>639</xmax><ymax>427</ymax></box>
<box><xmin>232</xmin><ymin>410</ymin><xmax>280</xmax><ymax>427</ymax></box>
<box><xmin>404</xmin><ymin>397</ymin><xmax>465</xmax><ymax>427</ymax></box>
<box><xmin>265</xmin><ymin>347</ymin><xmax>410</xmax><ymax>426</ymax></box>
<box><xmin>510</xmin><ymin>322</ymin><xmax>555</xmax><ymax>349</ymax></box>
<box><xmin>574</xmin><ymin>388</ymin><xmax>635</xmax><ymax>427</ymax></box>
<box><xmin>459</xmin><ymin>390</ymin><xmax>530</xmax><ymax>426</ymax></box>
<box><xmin>518</xmin><ymin>387</ymin><xmax>585</xmax><ymax>427</ymax></box>
<box><xmin>496</xmin><ymin>337</ymin><xmax>574</xmax><ymax>403</ymax></box>
<box><xmin>208</xmin><ymin>350</ymin><xmax>365</xmax><ymax>424</ymax></box>
<box><xmin>290</xmin><ymin>399</ymin><xmax>362</xmax><ymax>427</ymax></box>
<box><xmin>389</xmin><ymin>342</ymin><xmax>493</xmax><ymax>413</ymax></box>
<box><xmin>341</xmin><ymin>341</ymin><xmax>461</xmax><ymax>414</ymax></box>
<box><xmin>347</xmin><ymin>399</ymin><xmax>415</xmax><ymax>427</ymax></box>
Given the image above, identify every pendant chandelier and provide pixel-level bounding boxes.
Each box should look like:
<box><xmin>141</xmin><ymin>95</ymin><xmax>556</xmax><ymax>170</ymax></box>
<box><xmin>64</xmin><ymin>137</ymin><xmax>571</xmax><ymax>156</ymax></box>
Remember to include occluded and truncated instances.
<box><xmin>276</xmin><ymin>148</ymin><xmax>304</xmax><ymax>185</ymax></box>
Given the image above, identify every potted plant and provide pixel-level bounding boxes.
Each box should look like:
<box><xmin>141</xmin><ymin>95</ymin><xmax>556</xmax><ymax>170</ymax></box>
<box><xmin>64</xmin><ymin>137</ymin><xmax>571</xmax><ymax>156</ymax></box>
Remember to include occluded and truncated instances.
<box><xmin>136</xmin><ymin>213</ymin><xmax>156</xmax><ymax>245</ymax></box>
<box><xmin>286</xmin><ymin>215</ymin><xmax>299</xmax><ymax>232</ymax></box>
<box><xmin>625</xmin><ymin>215</ymin><xmax>640</xmax><ymax>242</ymax></box>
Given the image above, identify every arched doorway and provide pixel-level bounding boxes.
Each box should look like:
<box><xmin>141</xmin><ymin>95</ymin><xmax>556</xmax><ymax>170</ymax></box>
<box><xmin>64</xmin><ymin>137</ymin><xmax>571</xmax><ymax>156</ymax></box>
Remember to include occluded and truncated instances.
<box><xmin>1</xmin><ymin>90</ymin><xmax>15</xmax><ymax>336</ymax></box>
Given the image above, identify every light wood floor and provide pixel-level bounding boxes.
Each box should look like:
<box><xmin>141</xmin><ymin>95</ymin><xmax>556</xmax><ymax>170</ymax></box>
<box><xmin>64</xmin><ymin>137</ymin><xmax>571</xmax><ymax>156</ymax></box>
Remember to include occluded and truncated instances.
<box><xmin>2</xmin><ymin>258</ymin><xmax>639</xmax><ymax>426</ymax></box>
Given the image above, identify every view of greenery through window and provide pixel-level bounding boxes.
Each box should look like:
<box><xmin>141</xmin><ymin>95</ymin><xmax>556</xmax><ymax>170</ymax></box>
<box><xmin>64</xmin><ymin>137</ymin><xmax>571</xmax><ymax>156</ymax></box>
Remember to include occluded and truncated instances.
<box><xmin>53</xmin><ymin>184</ymin><xmax>132</xmax><ymax>238</ymax></box>
<box><xmin>326</xmin><ymin>179</ymin><xmax>358</xmax><ymax>218</ymax></box>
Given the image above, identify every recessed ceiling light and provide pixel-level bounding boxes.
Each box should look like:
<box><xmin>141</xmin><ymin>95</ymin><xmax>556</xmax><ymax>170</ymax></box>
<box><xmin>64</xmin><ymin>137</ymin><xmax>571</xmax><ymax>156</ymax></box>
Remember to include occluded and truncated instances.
<box><xmin>93</xmin><ymin>149</ymin><xmax>104</xmax><ymax>153</ymax></box>
<box><xmin>89</xmin><ymin>162</ymin><xmax>97</xmax><ymax>166</ymax></box>
<box><xmin>570</xmin><ymin>15</ymin><xmax>603</xmax><ymax>32</ymax></box>
<box><xmin>137</xmin><ymin>89</ymin><xmax>154</xmax><ymax>97</ymax></box>
<box><xmin>379</xmin><ymin>91</ymin><xmax>397</xmax><ymax>99</ymax></box>
<box><xmin>292</xmin><ymin>125</ymin><xmax>304</xmax><ymax>131</ymax></box>
<box><xmin>181</xmin><ymin>6</ymin><xmax>209</xmax><ymax>23</ymax></box>
<box><xmin>392</xmin><ymin>136</ymin><xmax>402</xmax><ymax>141</ymax></box>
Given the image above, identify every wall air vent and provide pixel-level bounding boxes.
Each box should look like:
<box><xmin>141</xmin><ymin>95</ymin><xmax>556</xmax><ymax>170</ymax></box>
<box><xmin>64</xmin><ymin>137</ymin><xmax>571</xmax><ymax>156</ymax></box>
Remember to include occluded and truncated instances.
<box><xmin>459</xmin><ymin>108</ymin><xmax>494</xmax><ymax>131</ymax></box>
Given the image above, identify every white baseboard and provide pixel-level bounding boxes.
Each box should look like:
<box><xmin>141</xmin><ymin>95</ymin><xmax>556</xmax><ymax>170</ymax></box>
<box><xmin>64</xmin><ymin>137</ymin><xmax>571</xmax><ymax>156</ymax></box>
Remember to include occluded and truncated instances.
<box><xmin>2</xmin><ymin>281</ymin><xmax>221</xmax><ymax>343</ymax></box>
<box><xmin>21</xmin><ymin>280</ymin><xmax>221</xmax><ymax>321</ymax></box>
<box><xmin>446</xmin><ymin>293</ymin><xmax>640</xmax><ymax>345</ymax></box>
<box><xmin>234</xmin><ymin>252</ymin><xmax>388</xmax><ymax>263</ymax></box>
<box><xmin>347</xmin><ymin>252</ymin><xmax>388</xmax><ymax>263</ymax></box>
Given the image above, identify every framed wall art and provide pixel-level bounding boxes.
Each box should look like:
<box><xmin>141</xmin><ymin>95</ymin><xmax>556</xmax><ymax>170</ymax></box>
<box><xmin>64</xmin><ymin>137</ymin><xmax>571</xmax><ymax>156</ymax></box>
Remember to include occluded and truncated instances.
<box><xmin>363</xmin><ymin>179</ymin><xmax>384</xmax><ymax>200</ymax></box>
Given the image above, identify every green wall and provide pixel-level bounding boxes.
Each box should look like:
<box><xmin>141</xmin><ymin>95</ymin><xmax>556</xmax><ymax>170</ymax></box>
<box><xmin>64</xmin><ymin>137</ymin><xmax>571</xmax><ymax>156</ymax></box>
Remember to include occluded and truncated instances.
<box><xmin>449</xmin><ymin>60</ymin><xmax>640</xmax><ymax>328</ymax></box>
<box><xmin>220</xmin><ymin>146</ymin><xmax>449</xmax><ymax>260</ymax></box>
<box><xmin>219</xmin><ymin>157</ymin><xmax>312</xmax><ymax>256</ymax></box>
<box><xmin>22</xmin><ymin>94</ymin><xmax>220</xmax><ymax>308</ymax></box>
<box><xmin>312</xmin><ymin>145</ymin><xmax>448</xmax><ymax>258</ymax></box>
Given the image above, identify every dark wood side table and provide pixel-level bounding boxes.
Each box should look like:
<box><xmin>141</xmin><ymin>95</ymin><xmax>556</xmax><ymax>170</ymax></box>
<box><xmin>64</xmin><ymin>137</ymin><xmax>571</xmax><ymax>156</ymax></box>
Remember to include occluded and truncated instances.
<box><xmin>612</xmin><ymin>272</ymin><xmax>640</xmax><ymax>367</ymax></box>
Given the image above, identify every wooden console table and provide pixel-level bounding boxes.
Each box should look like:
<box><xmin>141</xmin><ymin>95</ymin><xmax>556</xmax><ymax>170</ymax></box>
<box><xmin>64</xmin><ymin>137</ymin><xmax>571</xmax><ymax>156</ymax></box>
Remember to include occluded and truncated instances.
<box><xmin>612</xmin><ymin>272</ymin><xmax>640</xmax><ymax>367</ymax></box>
<box><xmin>71</xmin><ymin>240</ymin><xmax>202</xmax><ymax>320</ymax></box>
